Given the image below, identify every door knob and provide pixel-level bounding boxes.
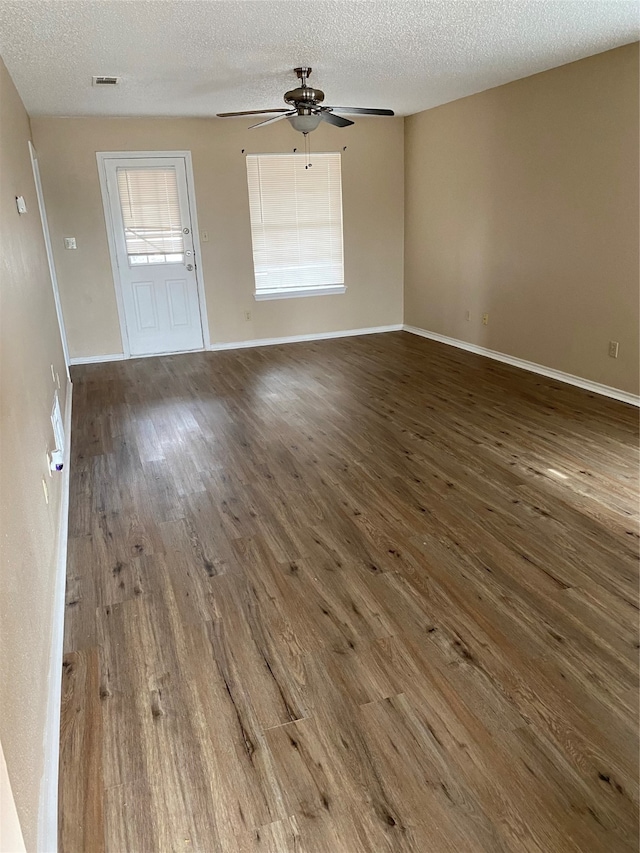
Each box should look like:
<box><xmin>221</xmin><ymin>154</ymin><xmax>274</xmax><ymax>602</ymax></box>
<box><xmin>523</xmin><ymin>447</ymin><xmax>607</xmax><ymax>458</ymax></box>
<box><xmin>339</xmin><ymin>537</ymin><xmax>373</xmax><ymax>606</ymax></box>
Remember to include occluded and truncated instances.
<box><xmin>186</xmin><ymin>264</ymin><xmax>193</xmax><ymax>271</ymax></box>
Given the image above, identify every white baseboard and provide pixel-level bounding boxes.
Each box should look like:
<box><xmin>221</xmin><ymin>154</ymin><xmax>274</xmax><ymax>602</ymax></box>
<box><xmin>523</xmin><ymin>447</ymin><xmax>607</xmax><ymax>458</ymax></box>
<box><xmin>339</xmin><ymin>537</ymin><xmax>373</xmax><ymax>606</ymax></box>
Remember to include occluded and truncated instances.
<box><xmin>68</xmin><ymin>327</ymin><xmax>405</xmax><ymax>364</ymax></box>
<box><xmin>69</xmin><ymin>352</ymin><xmax>125</xmax><ymax>366</ymax></box>
<box><xmin>37</xmin><ymin>381</ymin><xmax>73</xmax><ymax>853</ymax></box>
<box><xmin>209</xmin><ymin>324</ymin><xmax>403</xmax><ymax>352</ymax></box>
<box><xmin>403</xmin><ymin>325</ymin><xmax>640</xmax><ymax>407</ymax></box>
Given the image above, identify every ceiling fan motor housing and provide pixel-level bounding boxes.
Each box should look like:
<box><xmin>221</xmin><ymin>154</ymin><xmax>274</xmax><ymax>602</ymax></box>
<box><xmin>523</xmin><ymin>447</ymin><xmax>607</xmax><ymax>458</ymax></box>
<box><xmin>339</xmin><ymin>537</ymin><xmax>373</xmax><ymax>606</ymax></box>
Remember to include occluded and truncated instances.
<box><xmin>284</xmin><ymin>87</ymin><xmax>325</xmax><ymax>111</ymax></box>
<box><xmin>286</xmin><ymin>66</ymin><xmax>324</xmax><ymax>113</ymax></box>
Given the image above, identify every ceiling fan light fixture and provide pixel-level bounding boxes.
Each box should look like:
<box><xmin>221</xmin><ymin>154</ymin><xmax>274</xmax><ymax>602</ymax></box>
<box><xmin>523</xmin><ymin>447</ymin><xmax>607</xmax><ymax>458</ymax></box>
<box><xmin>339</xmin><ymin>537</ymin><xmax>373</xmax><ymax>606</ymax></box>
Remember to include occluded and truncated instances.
<box><xmin>288</xmin><ymin>113</ymin><xmax>322</xmax><ymax>134</ymax></box>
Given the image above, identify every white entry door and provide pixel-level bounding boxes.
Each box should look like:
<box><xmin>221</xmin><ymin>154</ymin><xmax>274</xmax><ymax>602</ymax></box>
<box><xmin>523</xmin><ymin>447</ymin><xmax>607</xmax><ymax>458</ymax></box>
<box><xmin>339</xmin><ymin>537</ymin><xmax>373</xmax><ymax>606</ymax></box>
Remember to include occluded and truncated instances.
<box><xmin>102</xmin><ymin>155</ymin><xmax>205</xmax><ymax>356</ymax></box>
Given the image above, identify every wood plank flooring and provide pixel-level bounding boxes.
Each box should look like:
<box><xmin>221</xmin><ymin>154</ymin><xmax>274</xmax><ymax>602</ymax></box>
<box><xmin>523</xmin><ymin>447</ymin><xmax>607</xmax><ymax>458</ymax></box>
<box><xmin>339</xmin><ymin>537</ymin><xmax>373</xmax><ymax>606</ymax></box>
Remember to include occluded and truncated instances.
<box><xmin>60</xmin><ymin>331</ymin><xmax>639</xmax><ymax>852</ymax></box>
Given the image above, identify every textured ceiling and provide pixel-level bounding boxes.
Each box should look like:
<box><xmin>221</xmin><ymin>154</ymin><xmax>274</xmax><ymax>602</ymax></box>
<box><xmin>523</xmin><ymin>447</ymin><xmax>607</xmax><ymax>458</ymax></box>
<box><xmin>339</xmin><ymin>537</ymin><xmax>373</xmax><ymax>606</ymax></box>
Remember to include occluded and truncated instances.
<box><xmin>0</xmin><ymin>1</ymin><xmax>637</xmax><ymax>117</ymax></box>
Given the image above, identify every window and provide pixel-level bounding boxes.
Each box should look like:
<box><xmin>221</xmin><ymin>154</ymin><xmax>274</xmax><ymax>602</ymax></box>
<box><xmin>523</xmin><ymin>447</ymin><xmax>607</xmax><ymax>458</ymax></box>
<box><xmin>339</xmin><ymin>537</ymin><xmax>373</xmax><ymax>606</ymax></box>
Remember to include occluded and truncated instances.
<box><xmin>246</xmin><ymin>153</ymin><xmax>345</xmax><ymax>300</ymax></box>
<box><xmin>116</xmin><ymin>167</ymin><xmax>184</xmax><ymax>265</ymax></box>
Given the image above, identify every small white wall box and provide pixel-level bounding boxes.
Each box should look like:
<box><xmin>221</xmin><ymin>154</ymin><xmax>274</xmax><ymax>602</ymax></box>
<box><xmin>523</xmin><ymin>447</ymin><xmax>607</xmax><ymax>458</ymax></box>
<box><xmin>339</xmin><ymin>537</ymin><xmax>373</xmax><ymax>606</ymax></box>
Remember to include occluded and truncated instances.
<box><xmin>64</xmin><ymin>237</ymin><xmax>77</xmax><ymax>250</ymax></box>
<box><xmin>16</xmin><ymin>196</ymin><xmax>27</xmax><ymax>214</ymax></box>
<box><xmin>50</xmin><ymin>393</ymin><xmax>65</xmax><ymax>472</ymax></box>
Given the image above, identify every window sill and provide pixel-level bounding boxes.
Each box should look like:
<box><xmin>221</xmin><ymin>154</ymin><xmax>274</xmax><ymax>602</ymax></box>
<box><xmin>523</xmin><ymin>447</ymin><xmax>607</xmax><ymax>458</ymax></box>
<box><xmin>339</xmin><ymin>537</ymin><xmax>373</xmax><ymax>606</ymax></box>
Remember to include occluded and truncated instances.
<box><xmin>254</xmin><ymin>285</ymin><xmax>346</xmax><ymax>302</ymax></box>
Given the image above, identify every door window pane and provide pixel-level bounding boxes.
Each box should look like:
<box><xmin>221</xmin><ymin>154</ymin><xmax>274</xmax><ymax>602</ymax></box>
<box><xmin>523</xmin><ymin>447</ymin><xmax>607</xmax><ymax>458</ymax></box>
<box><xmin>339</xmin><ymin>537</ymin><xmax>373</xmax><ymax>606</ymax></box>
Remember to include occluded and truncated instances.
<box><xmin>116</xmin><ymin>167</ymin><xmax>185</xmax><ymax>263</ymax></box>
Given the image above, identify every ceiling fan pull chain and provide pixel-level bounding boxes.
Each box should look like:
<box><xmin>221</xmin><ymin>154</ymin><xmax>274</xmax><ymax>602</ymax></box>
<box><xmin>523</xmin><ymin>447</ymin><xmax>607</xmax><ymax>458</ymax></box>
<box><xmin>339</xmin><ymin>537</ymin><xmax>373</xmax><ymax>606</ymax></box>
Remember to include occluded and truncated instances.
<box><xmin>304</xmin><ymin>131</ymin><xmax>312</xmax><ymax>169</ymax></box>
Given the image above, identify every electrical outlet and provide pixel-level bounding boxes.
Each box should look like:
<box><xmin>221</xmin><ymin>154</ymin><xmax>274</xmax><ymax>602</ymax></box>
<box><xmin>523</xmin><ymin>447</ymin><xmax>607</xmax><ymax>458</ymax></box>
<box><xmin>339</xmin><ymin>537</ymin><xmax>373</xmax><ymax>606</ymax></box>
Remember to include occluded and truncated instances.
<box><xmin>64</xmin><ymin>237</ymin><xmax>77</xmax><ymax>250</ymax></box>
<box><xmin>608</xmin><ymin>340</ymin><xmax>619</xmax><ymax>359</ymax></box>
<box><xmin>201</xmin><ymin>230</ymin><xmax>209</xmax><ymax>242</ymax></box>
<box><xmin>465</xmin><ymin>310</ymin><xmax>471</xmax><ymax>322</ymax></box>
<box><xmin>482</xmin><ymin>313</ymin><xmax>489</xmax><ymax>326</ymax></box>
<box><xmin>244</xmin><ymin>311</ymin><xmax>251</xmax><ymax>321</ymax></box>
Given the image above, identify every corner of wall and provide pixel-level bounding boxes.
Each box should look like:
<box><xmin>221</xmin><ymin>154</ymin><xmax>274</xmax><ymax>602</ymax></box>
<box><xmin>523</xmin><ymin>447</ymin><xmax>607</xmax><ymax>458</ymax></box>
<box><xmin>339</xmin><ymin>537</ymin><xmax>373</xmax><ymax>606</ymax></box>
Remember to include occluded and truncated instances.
<box><xmin>0</xmin><ymin>741</ymin><xmax>26</xmax><ymax>853</ymax></box>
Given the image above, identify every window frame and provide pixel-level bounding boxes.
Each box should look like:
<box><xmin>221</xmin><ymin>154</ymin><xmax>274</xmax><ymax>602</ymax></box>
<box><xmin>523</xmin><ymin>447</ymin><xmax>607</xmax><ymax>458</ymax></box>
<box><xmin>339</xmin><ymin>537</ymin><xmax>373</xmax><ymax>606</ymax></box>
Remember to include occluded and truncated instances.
<box><xmin>246</xmin><ymin>152</ymin><xmax>346</xmax><ymax>302</ymax></box>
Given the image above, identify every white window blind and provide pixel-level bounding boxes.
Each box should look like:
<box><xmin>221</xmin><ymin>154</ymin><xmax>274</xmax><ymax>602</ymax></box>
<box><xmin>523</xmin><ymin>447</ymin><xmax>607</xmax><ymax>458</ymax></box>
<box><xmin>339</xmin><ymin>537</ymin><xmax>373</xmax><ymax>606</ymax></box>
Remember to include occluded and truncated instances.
<box><xmin>246</xmin><ymin>153</ymin><xmax>344</xmax><ymax>299</ymax></box>
<box><xmin>116</xmin><ymin>167</ymin><xmax>184</xmax><ymax>262</ymax></box>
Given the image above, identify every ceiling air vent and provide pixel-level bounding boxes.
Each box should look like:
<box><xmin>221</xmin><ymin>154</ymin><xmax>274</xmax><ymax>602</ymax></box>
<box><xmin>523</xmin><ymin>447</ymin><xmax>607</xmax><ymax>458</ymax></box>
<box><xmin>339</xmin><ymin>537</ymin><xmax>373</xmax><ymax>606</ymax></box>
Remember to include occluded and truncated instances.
<box><xmin>92</xmin><ymin>76</ymin><xmax>120</xmax><ymax>86</ymax></box>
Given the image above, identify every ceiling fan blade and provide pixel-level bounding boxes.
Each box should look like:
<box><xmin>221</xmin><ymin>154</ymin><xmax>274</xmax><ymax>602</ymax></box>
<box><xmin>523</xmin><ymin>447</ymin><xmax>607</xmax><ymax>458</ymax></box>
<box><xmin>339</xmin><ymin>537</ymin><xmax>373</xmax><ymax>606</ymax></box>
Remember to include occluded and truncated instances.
<box><xmin>323</xmin><ymin>106</ymin><xmax>395</xmax><ymax>116</ymax></box>
<box><xmin>216</xmin><ymin>109</ymin><xmax>290</xmax><ymax>117</ymax></box>
<box><xmin>248</xmin><ymin>111</ymin><xmax>295</xmax><ymax>129</ymax></box>
<box><xmin>320</xmin><ymin>111</ymin><xmax>354</xmax><ymax>128</ymax></box>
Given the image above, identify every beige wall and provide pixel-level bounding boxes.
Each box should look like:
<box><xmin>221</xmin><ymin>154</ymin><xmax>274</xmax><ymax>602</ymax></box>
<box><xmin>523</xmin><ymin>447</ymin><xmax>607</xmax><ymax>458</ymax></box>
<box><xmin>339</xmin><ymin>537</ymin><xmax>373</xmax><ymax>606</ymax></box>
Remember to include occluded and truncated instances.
<box><xmin>404</xmin><ymin>43</ymin><xmax>639</xmax><ymax>395</ymax></box>
<box><xmin>30</xmin><ymin>116</ymin><xmax>405</xmax><ymax>359</ymax></box>
<box><xmin>0</xmin><ymin>57</ymin><xmax>68</xmax><ymax>850</ymax></box>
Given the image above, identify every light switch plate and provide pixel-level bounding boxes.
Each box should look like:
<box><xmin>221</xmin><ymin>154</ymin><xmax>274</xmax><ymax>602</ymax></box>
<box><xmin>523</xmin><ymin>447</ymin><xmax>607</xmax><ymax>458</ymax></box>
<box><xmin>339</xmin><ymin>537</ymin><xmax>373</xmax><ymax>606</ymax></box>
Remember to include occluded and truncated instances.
<box><xmin>16</xmin><ymin>196</ymin><xmax>27</xmax><ymax>214</ymax></box>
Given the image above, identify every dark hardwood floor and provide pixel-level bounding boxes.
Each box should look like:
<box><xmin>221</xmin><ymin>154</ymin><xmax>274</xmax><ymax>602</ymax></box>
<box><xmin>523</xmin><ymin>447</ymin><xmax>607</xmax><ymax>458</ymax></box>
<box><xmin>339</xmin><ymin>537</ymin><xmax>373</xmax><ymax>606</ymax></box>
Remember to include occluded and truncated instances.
<box><xmin>60</xmin><ymin>331</ymin><xmax>639</xmax><ymax>852</ymax></box>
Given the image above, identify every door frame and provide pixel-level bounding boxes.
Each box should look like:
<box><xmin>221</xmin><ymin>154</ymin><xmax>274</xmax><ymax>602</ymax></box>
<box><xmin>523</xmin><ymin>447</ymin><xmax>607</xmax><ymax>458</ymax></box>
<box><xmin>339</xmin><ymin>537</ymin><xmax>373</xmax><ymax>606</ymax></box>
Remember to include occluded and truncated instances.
<box><xmin>29</xmin><ymin>141</ymin><xmax>71</xmax><ymax>378</ymax></box>
<box><xmin>96</xmin><ymin>150</ymin><xmax>211</xmax><ymax>359</ymax></box>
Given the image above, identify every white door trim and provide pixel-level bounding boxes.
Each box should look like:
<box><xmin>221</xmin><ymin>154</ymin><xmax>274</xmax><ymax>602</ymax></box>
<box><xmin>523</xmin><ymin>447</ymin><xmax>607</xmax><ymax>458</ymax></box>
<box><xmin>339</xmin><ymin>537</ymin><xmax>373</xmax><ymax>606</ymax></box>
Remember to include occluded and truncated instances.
<box><xmin>96</xmin><ymin>150</ymin><xmax>211</xmax><ymax>359</ymax></box>
<box><xmin>29</xmin><ymin>141</ymin><xmax>71</xmax><ymax>379</ymax></box>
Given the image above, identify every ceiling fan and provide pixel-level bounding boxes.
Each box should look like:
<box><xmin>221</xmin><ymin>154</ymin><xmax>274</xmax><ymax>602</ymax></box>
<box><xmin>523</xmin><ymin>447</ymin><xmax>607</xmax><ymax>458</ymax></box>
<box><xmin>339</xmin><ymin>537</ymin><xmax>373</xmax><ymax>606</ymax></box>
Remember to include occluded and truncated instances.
<box><xmin>217</xmin><ymin>67</ymin><xmax>394</xmax><ymax>134</ymax></box>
